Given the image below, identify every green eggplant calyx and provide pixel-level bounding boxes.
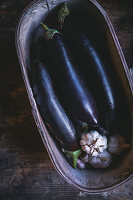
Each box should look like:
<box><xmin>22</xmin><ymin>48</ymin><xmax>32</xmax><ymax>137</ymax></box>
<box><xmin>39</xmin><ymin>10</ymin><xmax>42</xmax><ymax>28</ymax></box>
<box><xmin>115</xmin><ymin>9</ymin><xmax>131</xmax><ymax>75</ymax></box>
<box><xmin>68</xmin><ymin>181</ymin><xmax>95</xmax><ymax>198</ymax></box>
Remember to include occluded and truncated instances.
<box><xmin>64</xmin><ymin>149</ymin><xmax>82</xmax><ymax>169</ymax></box>
<box><xmin>81</xmin><ymin>122</ymin><xmax>88</xmax><ymax>133</ymax></box>
<box><xmin>58</xmin><ymin>2</ymin><xmax>70</xmax><ymax>28</ymax></box>
<box><xmin>41</xmin><ymin>23</ymin><xmax>60</xmax><ymax>40</ymax></box>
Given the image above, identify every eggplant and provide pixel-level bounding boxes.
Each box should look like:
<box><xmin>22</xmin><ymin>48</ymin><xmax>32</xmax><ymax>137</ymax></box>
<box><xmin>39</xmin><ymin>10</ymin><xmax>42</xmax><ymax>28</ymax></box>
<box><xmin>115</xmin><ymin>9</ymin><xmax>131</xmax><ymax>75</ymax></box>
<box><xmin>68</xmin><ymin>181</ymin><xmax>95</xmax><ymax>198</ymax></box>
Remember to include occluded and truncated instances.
<box><xmin>32</xmin><ymin>60</ymin><xmax>82</xmax><ymax>168</ymax></box>
<box><xmin>32</xmin><ymin>60</ymin><xmax>82</xmax><ymax>167</ymax></box>
<box><xmin>41</xmin><ymin>23</ymin><xmax>99</xmax><ymax>130</ymax></box>
<box><xmin>58</xmin><ymin>3</ymin><xmax>131</xmax><ymax>137</ymax></box>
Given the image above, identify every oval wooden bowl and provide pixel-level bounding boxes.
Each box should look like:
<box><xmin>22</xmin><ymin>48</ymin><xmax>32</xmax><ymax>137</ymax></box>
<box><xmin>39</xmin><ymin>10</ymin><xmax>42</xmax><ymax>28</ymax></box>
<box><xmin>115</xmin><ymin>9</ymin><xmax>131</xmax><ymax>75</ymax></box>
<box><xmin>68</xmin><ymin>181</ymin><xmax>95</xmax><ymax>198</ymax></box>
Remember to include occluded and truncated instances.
<box><xmin>16</xmin><ymin>0</ymin><xmax>133</xmax><ymax>193</ymax></box>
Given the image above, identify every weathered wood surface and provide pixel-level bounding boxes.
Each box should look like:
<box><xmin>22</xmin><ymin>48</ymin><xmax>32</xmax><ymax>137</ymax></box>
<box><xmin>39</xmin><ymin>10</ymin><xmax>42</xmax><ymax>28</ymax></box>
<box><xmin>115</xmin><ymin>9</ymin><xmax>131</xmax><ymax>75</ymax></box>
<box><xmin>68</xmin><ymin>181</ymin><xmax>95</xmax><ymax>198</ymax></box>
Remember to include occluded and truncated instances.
<box><xmin>0</xmin><ymin>0</ymin><xmax>133</xmax><ymax>199</ymax></box>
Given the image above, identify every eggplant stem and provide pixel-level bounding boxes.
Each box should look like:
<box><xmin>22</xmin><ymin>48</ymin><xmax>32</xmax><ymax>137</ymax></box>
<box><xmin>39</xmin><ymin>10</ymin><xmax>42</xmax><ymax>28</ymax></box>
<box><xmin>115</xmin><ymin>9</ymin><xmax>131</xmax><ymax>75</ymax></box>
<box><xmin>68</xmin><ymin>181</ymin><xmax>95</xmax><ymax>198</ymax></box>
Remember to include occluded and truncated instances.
<box><xmin>58</xmin><ymin>2</ymin><xmax>70</xmax><ymax>27</ymax></box>
<box><xmin>41</xmin><ymin>23</ymin><xmax>50</xmax><ymax>31</ymax></box>
<box><xmin>81</xmin><ymin>122</ymin><xmax>88</xmax><ymax>133</ymax></box>
<box><xmin>41</xmin><ymin>23</ymin><xmax>60</xmax><ymax>40</ymax></box>
<box><xmin>65</xmin><ymin>149</ymin><xmax>82</xmax><ymax>169</ymax></box>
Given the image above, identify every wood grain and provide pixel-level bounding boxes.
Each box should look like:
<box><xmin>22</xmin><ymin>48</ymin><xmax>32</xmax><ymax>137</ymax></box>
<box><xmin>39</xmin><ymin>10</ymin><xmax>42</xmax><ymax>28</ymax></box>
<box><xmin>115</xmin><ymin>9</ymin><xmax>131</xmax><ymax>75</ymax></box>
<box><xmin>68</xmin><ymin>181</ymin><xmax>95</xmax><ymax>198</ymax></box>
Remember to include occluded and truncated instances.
<box><xmin>0</xmin><ymin>0</ymin><xmax>133</xmax><ymax>199</ymax></box>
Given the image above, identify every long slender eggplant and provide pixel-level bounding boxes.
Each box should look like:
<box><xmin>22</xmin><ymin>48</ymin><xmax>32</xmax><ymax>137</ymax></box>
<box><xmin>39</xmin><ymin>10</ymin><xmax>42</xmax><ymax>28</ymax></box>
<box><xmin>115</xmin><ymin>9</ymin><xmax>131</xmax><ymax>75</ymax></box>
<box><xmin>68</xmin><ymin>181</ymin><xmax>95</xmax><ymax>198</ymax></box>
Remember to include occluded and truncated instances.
<box><xmin>41</xmin><ymin>23</ymin><xmax>99</xmax><ymax>130</ymax></box>
<box><xmin>58</xmin><ymin>3</ymin><xmax>131</xmax><ymax>137</ymax></box>
<box><xmin>32</xmin><ymin>60</ymin><xmax>81</xmax><ymax>168</ymax></box>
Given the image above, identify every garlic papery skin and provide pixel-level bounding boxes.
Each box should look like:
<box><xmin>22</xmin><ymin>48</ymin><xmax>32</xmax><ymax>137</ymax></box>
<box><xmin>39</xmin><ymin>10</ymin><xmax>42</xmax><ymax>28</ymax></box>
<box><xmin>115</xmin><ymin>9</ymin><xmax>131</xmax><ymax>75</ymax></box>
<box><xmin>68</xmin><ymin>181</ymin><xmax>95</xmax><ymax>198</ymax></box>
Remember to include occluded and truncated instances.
<box><xmin>80</xmin><ymin>130</ymin><xmax>107</xmax><ymax>156</ymax></box>
<box><xmin>88</xmin><ymin>150</ymin><xmax>112</xmax><ymax>168</ymax></box>
<box><xmin>108</xmin><ymin>135</ymin><xmax>130</xmax><ymax>155</ymax></box>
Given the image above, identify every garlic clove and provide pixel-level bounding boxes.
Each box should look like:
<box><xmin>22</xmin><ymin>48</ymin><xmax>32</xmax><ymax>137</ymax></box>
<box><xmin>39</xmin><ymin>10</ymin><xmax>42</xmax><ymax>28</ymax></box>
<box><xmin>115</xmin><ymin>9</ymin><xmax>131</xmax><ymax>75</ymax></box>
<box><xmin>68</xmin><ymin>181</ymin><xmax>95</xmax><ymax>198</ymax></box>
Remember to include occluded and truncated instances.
<box><xmin>77</xmin><ymin>159</ymin><xmax>86</xmax><ymax>169</ymax></box>
<box><xmin>89</xmin><ymin>151</ymin><xmax>112</xmax><ymax>168</ymax></box>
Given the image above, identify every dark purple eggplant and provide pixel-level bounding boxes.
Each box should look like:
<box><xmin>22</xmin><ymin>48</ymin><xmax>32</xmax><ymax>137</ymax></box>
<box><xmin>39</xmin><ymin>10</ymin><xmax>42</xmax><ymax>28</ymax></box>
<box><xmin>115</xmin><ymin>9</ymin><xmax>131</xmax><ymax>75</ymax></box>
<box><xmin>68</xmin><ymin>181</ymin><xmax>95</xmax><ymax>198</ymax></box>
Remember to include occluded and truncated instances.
<box><xmin>41</xmin><ymin>23</ymin><xmax>99</xmax><ymax>129</ymax></box>
<box><xmin>32</xmin><ymin>60</ymin><xmax>82</xmax><ymax>167</ymax></box>
<box><xmin>32</xmin><ymin>60</ymin><xmax>82</xmax><ymax>168</ymax></box>
<box><xmin>58</xmin><ymin>3</ymin><xmax>131</xmax><ymax>137</ymax></box>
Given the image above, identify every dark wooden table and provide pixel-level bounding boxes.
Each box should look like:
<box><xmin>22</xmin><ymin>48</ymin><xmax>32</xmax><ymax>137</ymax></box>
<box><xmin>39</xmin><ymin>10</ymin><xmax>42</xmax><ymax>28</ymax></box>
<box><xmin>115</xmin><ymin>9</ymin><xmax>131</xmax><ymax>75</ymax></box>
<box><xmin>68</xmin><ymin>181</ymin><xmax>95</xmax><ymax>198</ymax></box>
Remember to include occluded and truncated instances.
<box><xmin>0</xmin><ymin>0</ymin><xmax>133</xmax><ymax>199</ymax></box>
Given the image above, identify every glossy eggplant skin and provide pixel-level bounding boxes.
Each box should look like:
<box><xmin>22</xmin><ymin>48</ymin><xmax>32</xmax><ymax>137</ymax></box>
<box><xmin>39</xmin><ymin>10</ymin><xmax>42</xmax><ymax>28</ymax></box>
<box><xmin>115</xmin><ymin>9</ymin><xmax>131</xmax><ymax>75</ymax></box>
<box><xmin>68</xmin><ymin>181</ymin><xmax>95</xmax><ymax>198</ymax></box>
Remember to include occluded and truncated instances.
<box><xmin>45</xmin><ymin>32</ymin><xmax>99</xmax><ymax>127</ymax></box>
<box><xmin>62</xmin><ymin>14</ymin><xmax>130</xmax><ymax>136</ymax></box>
<box><xmin>32</xmin><ymin>60</ymin><xmax>79</xmax><ymax>151</ymax></box>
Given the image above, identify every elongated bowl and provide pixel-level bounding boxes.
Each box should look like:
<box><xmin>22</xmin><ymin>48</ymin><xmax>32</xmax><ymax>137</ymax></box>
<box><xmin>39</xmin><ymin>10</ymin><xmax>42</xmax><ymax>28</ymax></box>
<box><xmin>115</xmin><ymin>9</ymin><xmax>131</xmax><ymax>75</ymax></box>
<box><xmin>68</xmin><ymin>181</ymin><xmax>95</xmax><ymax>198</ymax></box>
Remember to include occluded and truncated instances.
<box><xmin>16</xmin><ymin>0</ymin><xmax>133</xmax><ymax>193</ymax></box>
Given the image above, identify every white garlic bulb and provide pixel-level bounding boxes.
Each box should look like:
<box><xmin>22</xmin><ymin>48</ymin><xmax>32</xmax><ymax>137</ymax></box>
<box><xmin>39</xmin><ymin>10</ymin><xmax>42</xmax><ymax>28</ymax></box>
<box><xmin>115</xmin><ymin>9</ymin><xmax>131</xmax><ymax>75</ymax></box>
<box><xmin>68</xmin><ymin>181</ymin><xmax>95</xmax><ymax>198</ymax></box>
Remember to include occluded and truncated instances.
<box><xmin>108</xmin><ymin>135</ymin><xmax>130</xmax><ymax>155</ymax></box>
<box><xmin>80</xmin><ymin>130</ymin><xmax>107</xmax><ymax>156</ymax></box>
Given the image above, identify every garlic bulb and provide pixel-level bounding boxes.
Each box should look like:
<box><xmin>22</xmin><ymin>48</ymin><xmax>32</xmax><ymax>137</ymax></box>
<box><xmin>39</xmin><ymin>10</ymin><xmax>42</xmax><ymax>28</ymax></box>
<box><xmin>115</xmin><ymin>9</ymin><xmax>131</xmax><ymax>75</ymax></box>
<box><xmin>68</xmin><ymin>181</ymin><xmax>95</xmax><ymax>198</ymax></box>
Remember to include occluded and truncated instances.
<box><xmin>88</xmin><ymin>150</ymin><xmax>112</xmax><ymax>168</ymax></box>
<box><xmin>108</xmin><ymin>135</ymin><xmax>130</xmax><ymax>155</ymax></box>
<box><xmin>80</xmin><ymin>130</ymin><xmax>107</xmax><ymax>156</ymax></box>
